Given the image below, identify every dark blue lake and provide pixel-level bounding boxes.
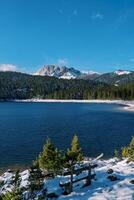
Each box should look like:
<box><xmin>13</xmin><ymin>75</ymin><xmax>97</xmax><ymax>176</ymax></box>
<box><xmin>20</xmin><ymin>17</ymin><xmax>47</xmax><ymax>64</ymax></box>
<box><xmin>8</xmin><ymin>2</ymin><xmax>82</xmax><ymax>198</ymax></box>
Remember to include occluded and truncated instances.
<box><xmin>0</xmin><ymin>102</ymin><xmax>134</xmax><ymax>169</ymax></box>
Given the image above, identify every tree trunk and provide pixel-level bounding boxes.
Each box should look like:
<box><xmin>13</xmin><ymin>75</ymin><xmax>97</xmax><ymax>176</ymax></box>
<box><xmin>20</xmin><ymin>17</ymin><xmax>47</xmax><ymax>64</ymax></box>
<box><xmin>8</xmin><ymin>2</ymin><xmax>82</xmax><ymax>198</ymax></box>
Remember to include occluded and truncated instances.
<box><xmin>85</xmin><ymin>164</ymin><xmax>91</xmax><ymax>186</ymax></box>
<box><xmin>69</xmin><ymin>166</ymin><xmax>73</xmax><ymax>193</ymax></box>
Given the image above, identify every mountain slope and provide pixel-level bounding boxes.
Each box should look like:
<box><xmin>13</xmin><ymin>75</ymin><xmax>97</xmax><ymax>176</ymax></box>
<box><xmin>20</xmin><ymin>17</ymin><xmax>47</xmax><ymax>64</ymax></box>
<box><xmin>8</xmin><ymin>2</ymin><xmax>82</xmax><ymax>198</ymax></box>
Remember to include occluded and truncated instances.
<box><xmin>94</xmin><ymin>70</ymin><xmax>134</xmax><ymax>85</ymax></box>
<box><xmin>0</xmin><ymin>71</ymin><xmax>106</xmax><ymax>100</ymax></box>
<box><xmin>114</xmin><ymin>69</ymin><xmax>132</xmax><ymax>75</ymax></box>
<box><xmin>34</xmin><ymin>65</ymin><xmax>134</xmax><ymax>85</ymax></box>
<box><xmin>0</xmin><ymin>71</ymin><xmax>134</xmax><ymax>100</ymax></box>
<box><xmin>34</xmin><ymin>65</ymin><xmax>99</xmax><ymax>79</ymax></box>
<box><xmin>34</xmin><ymin>65</ymin><xmax>81</xmax><ymax>79</ymax></box>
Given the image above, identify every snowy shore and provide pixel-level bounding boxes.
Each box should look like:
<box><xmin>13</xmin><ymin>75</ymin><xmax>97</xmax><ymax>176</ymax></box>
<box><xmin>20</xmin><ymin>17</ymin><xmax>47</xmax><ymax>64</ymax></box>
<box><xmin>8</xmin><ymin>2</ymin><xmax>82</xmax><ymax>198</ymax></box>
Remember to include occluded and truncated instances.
<box><xmin>13</xmin><ymin>99</ymin><xmax>134</xmax><ymax>111</ymax></box>
<box><xmin>1</xmin><ymin>158</ymin><xmax>134</xmax><ymax>199</ymax></box>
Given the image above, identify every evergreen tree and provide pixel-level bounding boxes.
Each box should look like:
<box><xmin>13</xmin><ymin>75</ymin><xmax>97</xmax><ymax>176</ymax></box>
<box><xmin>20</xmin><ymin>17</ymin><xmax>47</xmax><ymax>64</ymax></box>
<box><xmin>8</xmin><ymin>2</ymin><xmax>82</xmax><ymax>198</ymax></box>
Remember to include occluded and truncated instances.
<box><xmin>127</xmin><ymin>136</ymin><xmax>134</xmax><ymax>161</ymax></box>
<box><xmin>122</xmin><ymin>146</ymin><xmax>129</xmax><ymax>158</ymax></box>
<box><xmin>38</xmin><ymin>138</ymin><xmax>63</xmax><ymax>175</ymax></box>
<box><xmin>122</xmin><ymin>136</ymin><xmax>134</xmax><ymax>161</ymax></box>
<box><xmin>28</xmin><ymin>165</ymin><xmax>45</xmax><ymax>199</ymax></box>
<box><xmin>114</xmin><ymin>149</ymin><xmax>120</xmax><ymax>158</ymax></box>
<box><xmin>65</xmin><ymin>134</ymin><xmax>83</xmax><ymax>193</ymax></box>
<box><xmin>66</xmin><ymin>134</ymin><xmax>83</xmax><ymax>165</ymax></box>
<box><xmin>0</xmin><ymin>71</ymin><xmax>134</xmax><ymax>100</ymax></box>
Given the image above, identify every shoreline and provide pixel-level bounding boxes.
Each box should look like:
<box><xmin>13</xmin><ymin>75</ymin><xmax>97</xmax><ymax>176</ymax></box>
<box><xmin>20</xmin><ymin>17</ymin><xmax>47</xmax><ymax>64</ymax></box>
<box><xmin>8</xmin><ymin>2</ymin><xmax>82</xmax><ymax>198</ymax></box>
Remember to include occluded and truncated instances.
<box><xmin>0</xmin><ymin>164</ymin><xmax>29</xmax><ymax>175</ymax></box>
<box><xmin>12</xmin><ymin>99</ymin><xmax>134</xmax><ymax>111</ymax></box>
<box><xmin>1</xmin><ymin>157</ymin><xmax>134</xmax><ymax>199</ymax></box>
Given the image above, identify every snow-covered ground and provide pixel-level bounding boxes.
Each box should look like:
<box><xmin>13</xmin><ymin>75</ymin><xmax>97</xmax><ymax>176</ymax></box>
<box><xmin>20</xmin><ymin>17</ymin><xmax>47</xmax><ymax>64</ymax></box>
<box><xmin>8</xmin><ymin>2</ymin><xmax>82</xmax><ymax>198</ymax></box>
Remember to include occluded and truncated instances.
<box><xmin>58</xmin><ymin>158</ymin><xmax>134</xmax><ymax>200</ymax></box>
<box><xmin>13</xmin><ymin>99</ymin><xmax>134</xmax><ymax>112</ymax></box>
<box><xmin>1</xmin><ymin>158</ymin><xmax>134</xmax><ymax>199</ymax></box>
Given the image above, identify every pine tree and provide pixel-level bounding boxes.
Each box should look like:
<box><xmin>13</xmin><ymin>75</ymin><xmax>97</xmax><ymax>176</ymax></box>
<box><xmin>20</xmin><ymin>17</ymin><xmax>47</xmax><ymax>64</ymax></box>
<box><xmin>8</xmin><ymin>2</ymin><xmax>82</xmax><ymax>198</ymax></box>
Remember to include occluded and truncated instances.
<box><xmin>28</xmin><ymin>165</ymin><xmax>45</xmax><ymax>199</ymax></box>
<box><xmin>122</xmin><ymin>146</ymin><xmax>129</xmax><ymax>158</ymax></box>
<box><xmin>38</xmin><ymin>138</ymin><xmax>63</xmax><ymax>175</ymax></box>
<box><xmin>114</xmin><ymin>149</ymin><xmax>120</xmax><ymax>158</ymax></box>
<box><xmin>65</xmin><ymin>134</ymin><xmax>83</xmax><ymax>193</ymax></box>
<box><xmin>66</xmin><ymin>134</ymin><xmax>83</xmax><ymax>165</ymax></box>
<box><xmin>127</xmin><ymin>136</ymin><xmax>134</xmax><ymax>161</ymax></box>
<box><xmin>122</xmin><ymin>136</ymin><xmax>134</xmax><ymax>161</ymax></box>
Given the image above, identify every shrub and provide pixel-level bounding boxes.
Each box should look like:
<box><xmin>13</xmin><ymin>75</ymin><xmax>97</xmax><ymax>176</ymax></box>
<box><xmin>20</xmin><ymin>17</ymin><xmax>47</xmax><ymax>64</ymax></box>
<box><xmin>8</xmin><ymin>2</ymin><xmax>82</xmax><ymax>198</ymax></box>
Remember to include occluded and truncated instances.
<box><xmin>122</xmin><ymin>136</ymin><xmax>134</xmax><ymax>161</ymax></box>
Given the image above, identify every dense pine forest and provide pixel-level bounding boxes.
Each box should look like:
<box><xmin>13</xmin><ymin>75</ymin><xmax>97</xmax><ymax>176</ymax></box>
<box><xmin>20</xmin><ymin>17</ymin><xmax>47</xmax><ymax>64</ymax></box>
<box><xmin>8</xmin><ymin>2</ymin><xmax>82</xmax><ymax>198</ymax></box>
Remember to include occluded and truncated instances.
<box><xmin>0</xmin><ymin>71</ymin><xmax>134</xmax><ymax>100</ymax></box>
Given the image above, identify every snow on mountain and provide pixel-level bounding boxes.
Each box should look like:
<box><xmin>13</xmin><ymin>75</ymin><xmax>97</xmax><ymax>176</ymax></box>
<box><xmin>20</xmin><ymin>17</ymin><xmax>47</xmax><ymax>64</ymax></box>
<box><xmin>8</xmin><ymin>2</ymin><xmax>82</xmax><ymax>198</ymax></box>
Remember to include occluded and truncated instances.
<box><xmin>114</xmin><ymin>70</ymin><xmax>132</xmax><ymax>76</ymax></box>
<box><xmin>34</xmin><ymin>65</ymin><xmax>134</xmax><ymax>83</ymax></box>
<box><xmin>82</xmin><ymin>70</ymin><xmax>100</xmax><ymax>75</ymax></box>
<box><xmin>34</xmin><ymin>65</ymin><xmax>101</xmax><ymax>80</ymax></box>
<box><xmin>60</xmin><ymin>72</ymin><xmax>76</xmax><ymax>79</ymax></box>
<box><xmin>34</xmin><ymin>65</ymin><xmax>81</xmax><ymax>79</ymax></box>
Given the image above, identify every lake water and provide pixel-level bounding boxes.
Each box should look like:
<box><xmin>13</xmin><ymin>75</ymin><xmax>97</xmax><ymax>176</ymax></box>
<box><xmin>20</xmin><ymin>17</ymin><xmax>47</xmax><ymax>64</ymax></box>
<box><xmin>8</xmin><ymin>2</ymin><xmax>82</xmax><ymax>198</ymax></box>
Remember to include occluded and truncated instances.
<box><xmin>0</xmin><ymin>102</ymin><xmax>134</xmax><ymax>169</ymax></box>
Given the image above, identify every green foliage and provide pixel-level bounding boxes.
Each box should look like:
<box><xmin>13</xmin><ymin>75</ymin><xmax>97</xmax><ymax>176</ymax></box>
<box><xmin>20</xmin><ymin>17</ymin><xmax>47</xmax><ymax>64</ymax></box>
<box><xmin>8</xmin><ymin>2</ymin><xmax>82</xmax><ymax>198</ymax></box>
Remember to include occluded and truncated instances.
<box><xmin>114</xmin><ymin>149</ymin><xmax>120</xmax><ymax>158</ymax></box>
<box><xmin>0</xmin><ymin>135</ymin><xmax>84</xmax><ymax>197</ymax></box>
<box><xmin>127</xmin><ymin>136</ymin><xmax>134</xmax><ymax>161</ymax></box>
<box><xmin>122</xmin><ymin>147</ymin><xmax>129</xmax><ymax>158</ymax></box>
<box><xmin>32</xmin><ymin>158</ymin><xmax>40</xmax><ymax>169</ymax></box>
<box><xmin>0</xmin><ymin>71</ymin><xmax>134</xmax><ymax>100</ymax></box>
<box><xmin>66</xmin><ymin>134</ymin><xmax>83</xmax><ymax>166</ymax></box>
<box><xmin>28</xmin><ymin>165</ymin><xmax>44</xmax><ymax>199</ymax></box>
<box><xmin>12</xmin><ymin>170</ymin><xmax>21</xmax><ymax>189</ymax></box>
<box><xmin>36</xmin><ymin>134</ymin><xmax>83</xmax><ymax>178</ymax></box>
<box><xmin>122</xmin><ymin>136</ymin><xmax>134</xmax><ymax>161</ymax></box>
<box><xmin>64</xmin><ymin>134</ymin><xmax>83</xmax><ymax>193</ymax></box>
<box><xmin>0</xmin><ymin>170</ymin><xmax>22</xmax><ymax>200</ymax></box>
<box><xmin>0</xmin><ymin>190</ymin><xmax>22</xmax><ymax>200</ymax></box>
<box><xmin>38</xmin><ymin>138</ymin><xmax>63</xmax><ymax>175</ymax></box>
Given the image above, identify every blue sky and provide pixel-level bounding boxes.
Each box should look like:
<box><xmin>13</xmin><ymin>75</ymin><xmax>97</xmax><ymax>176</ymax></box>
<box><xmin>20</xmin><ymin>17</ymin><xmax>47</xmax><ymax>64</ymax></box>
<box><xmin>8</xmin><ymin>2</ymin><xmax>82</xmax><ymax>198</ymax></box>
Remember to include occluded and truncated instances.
<box><xmin>0</xmin><ymin>0</ymin><xmax>134</xmax><ymax>73</ymax></box>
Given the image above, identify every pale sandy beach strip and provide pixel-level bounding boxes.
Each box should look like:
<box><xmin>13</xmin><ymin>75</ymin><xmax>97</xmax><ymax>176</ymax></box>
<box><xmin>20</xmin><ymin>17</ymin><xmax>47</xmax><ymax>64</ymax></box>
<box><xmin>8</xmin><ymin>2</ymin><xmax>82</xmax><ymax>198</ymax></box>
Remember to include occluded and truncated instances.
<box><xmin>13</xmin><ymin>99</ymin><xmax>134</xmax><ymax>111</ymax></box>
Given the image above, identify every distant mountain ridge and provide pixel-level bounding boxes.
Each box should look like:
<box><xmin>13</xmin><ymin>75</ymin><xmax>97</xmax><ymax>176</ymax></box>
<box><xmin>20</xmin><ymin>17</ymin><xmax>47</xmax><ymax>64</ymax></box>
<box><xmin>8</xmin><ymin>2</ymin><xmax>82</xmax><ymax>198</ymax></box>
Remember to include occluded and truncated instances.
<box><xmin>94</xmin><ymin>69</ymin><xmax>134</xmax><ymax>85</ymax></box>
<box><xmin>34</xmin><ymin>65</ymin><xmax>99</xmax><ymax>79</ymax></box>
<box><xmin>34</xmin><ymin>65</ymin><xmax>134</xmax><ymax>85</ymax></box>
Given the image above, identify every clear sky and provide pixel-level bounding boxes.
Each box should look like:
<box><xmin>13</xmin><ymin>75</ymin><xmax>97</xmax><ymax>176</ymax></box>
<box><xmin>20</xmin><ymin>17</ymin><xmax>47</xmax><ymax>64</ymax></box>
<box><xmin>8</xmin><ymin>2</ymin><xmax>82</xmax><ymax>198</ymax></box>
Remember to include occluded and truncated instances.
<box><xmin>0</xmin><ymin>0</ymin><xmax>134</xmax><ymax>73</ymax></box>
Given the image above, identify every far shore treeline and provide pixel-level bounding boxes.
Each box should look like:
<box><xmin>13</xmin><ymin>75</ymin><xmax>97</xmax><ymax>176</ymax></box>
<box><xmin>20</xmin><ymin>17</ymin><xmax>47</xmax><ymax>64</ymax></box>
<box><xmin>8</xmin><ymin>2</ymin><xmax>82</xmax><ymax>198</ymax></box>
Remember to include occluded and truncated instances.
<box><xmin>0</xmin><ymin>71</ymin><xmax>134</xmax><ymax>100</ymax></box>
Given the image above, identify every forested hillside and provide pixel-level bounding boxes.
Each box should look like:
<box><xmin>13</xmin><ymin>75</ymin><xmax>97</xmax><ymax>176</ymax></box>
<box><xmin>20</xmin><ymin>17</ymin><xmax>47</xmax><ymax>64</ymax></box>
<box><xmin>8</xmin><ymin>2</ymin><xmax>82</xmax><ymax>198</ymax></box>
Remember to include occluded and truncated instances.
<box><xmin>0</xmin><ymin>72</ymin><xmax>134</xmax><ymax>100</ymax></box>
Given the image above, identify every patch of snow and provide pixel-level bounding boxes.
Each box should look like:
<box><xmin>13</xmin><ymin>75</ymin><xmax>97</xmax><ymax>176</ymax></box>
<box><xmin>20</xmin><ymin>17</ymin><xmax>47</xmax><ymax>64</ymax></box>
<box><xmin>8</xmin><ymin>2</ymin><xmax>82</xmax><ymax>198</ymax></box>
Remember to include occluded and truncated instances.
<box><xmin>60</xmin><ymin>72</ymin><xmax>76</xmax><ymax>79</ymax></box>
<box><xmin>81</xmin><ymin>70</ymin><xmax>100</xmax><ymax>75</ymax></box>
<box><xmin>57</xmin><ymin>158</ymin><xmax>134</xmax><ymax>200</ymax></box>
<box><xmin>1</xmin><ymin>158</ymin><xmax>134</xmax><ymax>199</ymax></box>
<box><xmin>20</xmin><ymin>170</ymin><xmax>29</xmax><ymax>188</ymax></box>
<box><xmin>34</xmin><ymin>65</ymin><xmax>81</xmax><ymax>79</ymax></box>
<box><xmin>114</xmin><ymin>70</ymin><xmax>131</xmax><ymax>76</ymax></box>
